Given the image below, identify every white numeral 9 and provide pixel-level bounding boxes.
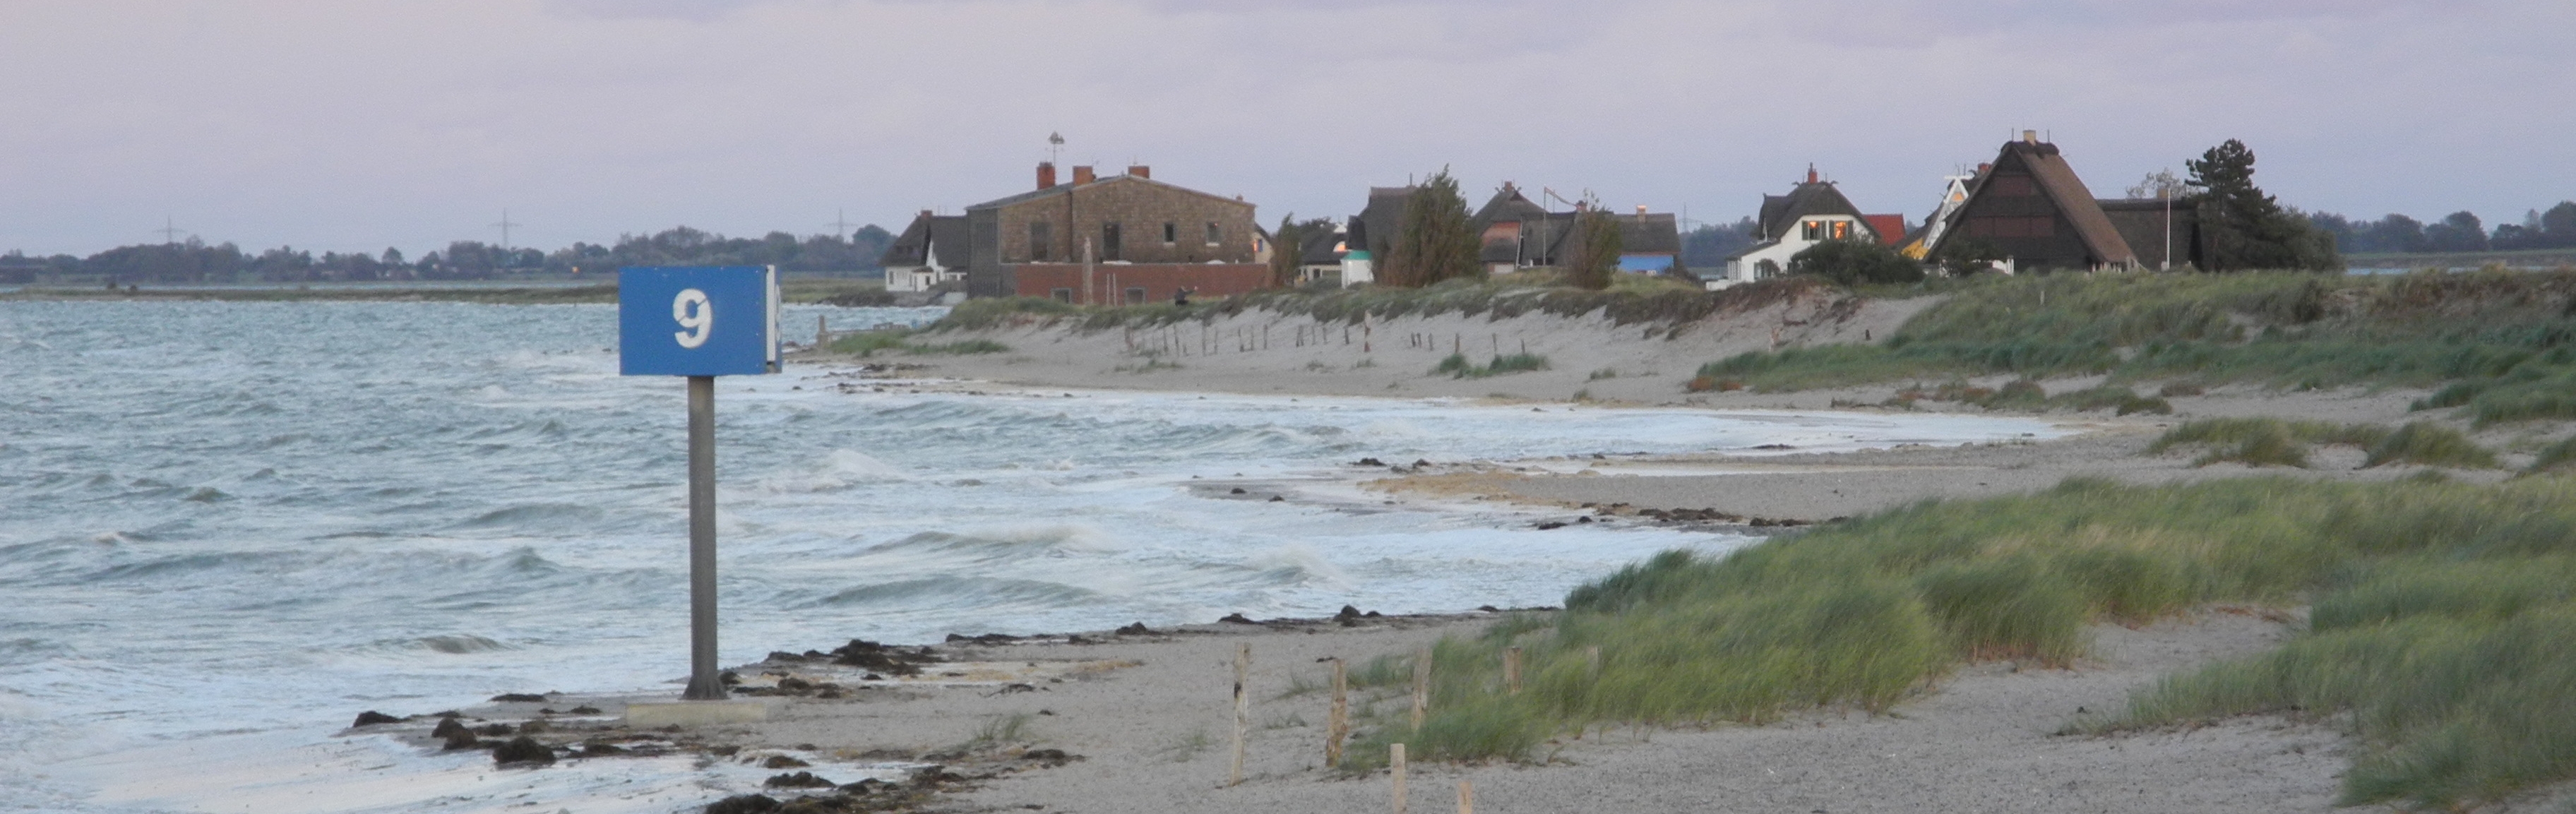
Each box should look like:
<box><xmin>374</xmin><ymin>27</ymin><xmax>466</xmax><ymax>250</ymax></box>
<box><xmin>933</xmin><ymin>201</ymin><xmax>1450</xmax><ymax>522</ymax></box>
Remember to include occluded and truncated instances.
<box><xmin>672</xmin><ymin>288</ymin><xmax>712</xmax><ymax>349</ymax></box>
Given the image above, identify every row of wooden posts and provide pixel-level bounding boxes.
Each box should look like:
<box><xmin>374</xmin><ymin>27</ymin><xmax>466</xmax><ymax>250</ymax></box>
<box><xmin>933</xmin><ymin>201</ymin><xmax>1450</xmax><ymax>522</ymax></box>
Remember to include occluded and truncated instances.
<box><xmin>1226</xmin><ymin>642</ymin><xmax>1544</xmax><ymax>813</ymax></box>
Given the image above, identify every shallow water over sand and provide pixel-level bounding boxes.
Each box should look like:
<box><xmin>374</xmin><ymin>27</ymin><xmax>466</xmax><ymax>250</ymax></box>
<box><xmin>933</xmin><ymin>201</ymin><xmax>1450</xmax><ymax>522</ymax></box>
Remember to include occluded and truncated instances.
<box><xmin>0</xmin><ymin>300</ymin><xmax>2061</xmax><ymax>812</ymax></box>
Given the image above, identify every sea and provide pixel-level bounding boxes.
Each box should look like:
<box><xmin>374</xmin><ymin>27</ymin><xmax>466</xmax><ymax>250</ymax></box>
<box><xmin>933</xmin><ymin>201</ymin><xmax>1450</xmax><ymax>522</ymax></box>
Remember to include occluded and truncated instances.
<box><xmin>0</xmin><ymin>299</ymin><xmax>2063</xmax><ymax>813</ymax></box>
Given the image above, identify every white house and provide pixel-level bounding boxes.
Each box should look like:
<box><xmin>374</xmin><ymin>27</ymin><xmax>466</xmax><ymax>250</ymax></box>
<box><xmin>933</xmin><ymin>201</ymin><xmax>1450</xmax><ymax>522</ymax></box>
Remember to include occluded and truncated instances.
<box><xmin>879</xmin><ymin>210</ymin><xmax>968</xmax><ymax>292</ymax></box>
<box><xmin>1712</xmin><ymin>169</ymin><xmax>1887</xmax><ymax>289</ymax></box>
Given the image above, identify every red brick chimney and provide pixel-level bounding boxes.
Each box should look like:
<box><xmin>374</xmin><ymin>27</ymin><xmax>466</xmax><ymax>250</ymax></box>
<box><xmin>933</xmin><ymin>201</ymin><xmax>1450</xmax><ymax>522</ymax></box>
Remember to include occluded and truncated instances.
<box><xmin>1037</xmin><ymin>162</ymin><xmax>1057</xmax><ymax>190</ymax></box>
<box><xmin>1126</xmin><ymin>164</ymin><xmax>1150</xmax><ymax>179</ymax></box>
<box><xmin>1806</xmin><ymin>164</ymin><xmax>1819</xmax><ymax>184</ymax></box>
<box><xmin>1072</xmin><ymin>165</ymin><xmax>1097</xmax><ymax>185</ymax></box>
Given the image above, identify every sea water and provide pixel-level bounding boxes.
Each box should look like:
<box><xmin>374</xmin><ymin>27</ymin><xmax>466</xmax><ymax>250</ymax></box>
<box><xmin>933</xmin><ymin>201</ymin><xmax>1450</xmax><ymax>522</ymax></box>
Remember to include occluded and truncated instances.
<box><xmin>0</xmin><ymin>300</ymin><xmax>2063</xmax><ymax>812</ymax></box>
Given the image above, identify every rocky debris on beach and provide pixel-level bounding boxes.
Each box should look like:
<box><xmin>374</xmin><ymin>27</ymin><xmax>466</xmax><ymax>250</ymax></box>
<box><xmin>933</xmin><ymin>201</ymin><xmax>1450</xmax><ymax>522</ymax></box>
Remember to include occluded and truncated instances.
<box><xmin>489</xmin><ymin>693</ymin><xmax>549</xmax><ymax>702</ymax></box>
<box><xmin>491</xmin><ymin>735</ymin><xmax>556</xmax><ymax>766</ymax></box>
<box><xmin>1114</xmin><ymin>621</ymin><xmax>1152</xmax><ymax>635</ymax></box>
<box><xmin>1580</xmin><ymin>502</ymin><xmax>1828</xmax><ymax>527</ymax></box>
<box><xmin>827</xmin><ymin>639</ymin><xmax>939</xmax><ymax>676</ymax></box>
<box><xmin>350</xmin><ymin>710</ymin><xmax>401</xmax><ymax>727</ymax></box>
<box><xmin>765</xmin><ymin>771</ymin><xmax>837</xmax><ymax>789</ymax></box>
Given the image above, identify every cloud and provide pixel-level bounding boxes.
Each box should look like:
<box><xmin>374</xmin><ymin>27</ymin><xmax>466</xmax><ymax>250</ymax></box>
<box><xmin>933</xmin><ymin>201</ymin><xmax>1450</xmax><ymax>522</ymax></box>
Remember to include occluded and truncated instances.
<box><xmin>0</xmin><ymin>0</ymin><xmax>2569</xmax><ymax>256</ymax></box>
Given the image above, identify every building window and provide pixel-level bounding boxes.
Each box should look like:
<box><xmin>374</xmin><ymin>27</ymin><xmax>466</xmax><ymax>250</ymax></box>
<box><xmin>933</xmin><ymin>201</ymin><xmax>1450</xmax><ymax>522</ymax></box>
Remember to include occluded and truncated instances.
<box><xmin>1102</xmin><ymin>222</ymin><xmax>1122</xmax><ymax>261</ymax></box>
<box><xmin>1050</xmin><ymin>287</ymin><xmax>1073</xmax><ymax>303</ymax></box>
<box><xmin>1028</xmin><ymin>222</ymin><xmax>1052</xmax><ymax>262</ymax></box>
<box><xmin>1831</xmin><ymin>221</ymin><xmax>1850</xmax><ymax>240</ymax></box>
<box><xmin>1162</xmin><ymin>222</ymin><xmax>1177</xmax><ymax>244</ymax></box>
<box><xmin>1123</xmin><ymin>287</ymin><xmax>1147</xmax><ymax>305</ymax></box>
<box><xmin>1205</xmin><ymin>222</ymin><xmax>1222</xmax><ymax>246</ymax></box>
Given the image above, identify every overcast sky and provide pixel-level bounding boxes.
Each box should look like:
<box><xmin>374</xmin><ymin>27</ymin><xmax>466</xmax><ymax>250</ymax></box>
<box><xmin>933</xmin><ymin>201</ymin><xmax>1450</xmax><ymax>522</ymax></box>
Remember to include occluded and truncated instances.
<box><xmin>4</xmin><ymin>0</ymin><xmax>2571</xmax><ymax>257</ymax></box>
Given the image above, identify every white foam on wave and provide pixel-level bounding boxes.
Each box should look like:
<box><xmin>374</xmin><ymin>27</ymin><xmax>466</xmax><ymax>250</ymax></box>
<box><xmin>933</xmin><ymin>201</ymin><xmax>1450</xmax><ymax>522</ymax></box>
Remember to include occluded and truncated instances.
<box><xmin>760</xmin><ymin>448</ymin><xmax>910</xmax><ymax>493</ymax></box>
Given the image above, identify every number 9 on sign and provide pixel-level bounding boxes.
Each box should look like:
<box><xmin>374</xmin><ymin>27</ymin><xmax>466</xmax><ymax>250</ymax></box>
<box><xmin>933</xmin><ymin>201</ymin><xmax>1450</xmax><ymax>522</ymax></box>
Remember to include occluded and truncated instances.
<box><xmin>672</xmin><ymin>288</ymin><xmax>712</xmax><ymax>349</ymax></box>
<box><xmin>617</xmin><ymin>265</ymin><xmax>777</xmax><ymax>377</ymax></box>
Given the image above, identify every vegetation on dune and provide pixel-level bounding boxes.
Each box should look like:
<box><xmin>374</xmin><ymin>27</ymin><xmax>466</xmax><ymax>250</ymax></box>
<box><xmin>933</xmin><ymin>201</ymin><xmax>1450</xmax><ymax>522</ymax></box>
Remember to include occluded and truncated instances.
<box><xmin>1354</xmin><ymin>476</ymin><xmax>2576</xmax><ymax>808</ymax></box>
<box><xmin>1432</xmin><ymin>352</ymin><xmax>1549</xmax><ymax>378</ymax></box>
<box><xmin>1876</xmin><ymin>379</ymin><xmax>2171</xmax><ymax>415</ymax></box>
<box><xmin>1699</xmin><ymin>269</ymin><xmax>2576</xmax><ymax>421</ymax></box>
<box><xmin>824</xmin><ymin>328</ymin><xmax>1006</xmax><ymax>357</ymax></box>
<box><xmin>921</xmin><ymin>275</ymin><xmax>1840</xmax><ymax>333</ymax></box>
<box><xmin>2144</xmin><ymin>417</ymin><xmax>2500</xmax><ymax>469</ymax></box>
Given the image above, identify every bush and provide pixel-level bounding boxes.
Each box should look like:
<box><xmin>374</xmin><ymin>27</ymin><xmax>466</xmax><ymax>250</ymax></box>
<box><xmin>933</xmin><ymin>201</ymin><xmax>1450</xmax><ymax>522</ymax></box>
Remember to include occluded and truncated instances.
<box><xmin>1787</xmin><ymin>239</ymin><xmax>1925</xmax><ymax>285</ymax></box>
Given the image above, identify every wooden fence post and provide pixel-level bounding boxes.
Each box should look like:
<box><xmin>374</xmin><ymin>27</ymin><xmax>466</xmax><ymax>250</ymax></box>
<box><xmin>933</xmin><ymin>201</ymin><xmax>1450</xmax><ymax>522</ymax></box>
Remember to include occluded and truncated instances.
<box><xmin>1390</xmin><ymin>743</ymin><xmax>1407</xmax><ymax>814</ymax></box>
<box><xmin>1411</xmin><ymin>647</ymin><xmax>1431</xmax><ymax>729</ymax></box>
<box><xmin>1503</xmin><ymin>647</ymin><xmax>1522</xmax><ymax>696</ymax></box>
<box><xmin>1229</xmin><ymin>642</ymin><xmax>1250</xmax><ymax>786</ymax></box>
<box><xmin>1328</xmin><ymin>657</ymin><xmax>1349</xmax><ymax>768</ymax></box>
<box><xmin>1457</xmin><ymin>779</ymin><xmax>1474</xmax><ymax>814</ymax></box>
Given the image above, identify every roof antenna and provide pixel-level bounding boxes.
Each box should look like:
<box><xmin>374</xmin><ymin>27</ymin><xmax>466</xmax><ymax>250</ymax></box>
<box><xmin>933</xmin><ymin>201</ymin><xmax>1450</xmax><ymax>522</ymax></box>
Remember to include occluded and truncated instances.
<box><xmin>1047</xmin><ymin>131</ymin><xmax>1063</xmax><ymax>164</ymax></box>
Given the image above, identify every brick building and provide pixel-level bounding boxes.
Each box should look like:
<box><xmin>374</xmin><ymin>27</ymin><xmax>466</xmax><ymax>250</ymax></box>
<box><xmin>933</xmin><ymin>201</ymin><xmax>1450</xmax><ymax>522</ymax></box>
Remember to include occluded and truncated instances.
<box><xmin>962</xmin><ymin>163</ymin><xmax>1263</xmax><ymax>300</ymax></box>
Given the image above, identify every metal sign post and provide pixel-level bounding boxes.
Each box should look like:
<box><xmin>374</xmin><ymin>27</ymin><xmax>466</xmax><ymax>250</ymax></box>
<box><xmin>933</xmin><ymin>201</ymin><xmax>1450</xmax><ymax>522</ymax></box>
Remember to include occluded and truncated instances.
<box><xmin>619</xmin><ymin>265</ymin><xmax>780</xmax><ymax>702</ymax></box>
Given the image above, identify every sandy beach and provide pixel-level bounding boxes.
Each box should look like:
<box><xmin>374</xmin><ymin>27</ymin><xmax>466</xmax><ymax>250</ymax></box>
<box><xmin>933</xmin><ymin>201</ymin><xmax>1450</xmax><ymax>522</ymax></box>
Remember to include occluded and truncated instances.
<box><xmin>320</xmin><ymin>294</ymin><xmax>2574</xmax><ymax>813</ymax></box>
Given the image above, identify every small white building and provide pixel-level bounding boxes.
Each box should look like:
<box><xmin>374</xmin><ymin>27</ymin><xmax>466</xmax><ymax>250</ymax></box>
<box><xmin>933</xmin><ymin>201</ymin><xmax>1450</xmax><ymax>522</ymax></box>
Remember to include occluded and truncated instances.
<box><xmin>879</xmin><ymin>210</ymin><xmax>968</xmax><ymax>292</ymax></box>
<box><xmin>1711</xmin><ymin>169</ymin><xmax>1888</xmax><ymax>289</ymax></box>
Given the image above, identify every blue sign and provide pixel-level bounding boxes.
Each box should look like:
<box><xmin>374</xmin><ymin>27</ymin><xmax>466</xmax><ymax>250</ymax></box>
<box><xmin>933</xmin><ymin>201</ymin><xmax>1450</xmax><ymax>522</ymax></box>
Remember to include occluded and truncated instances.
<box><xmin>619</xmin><ymin>266</ymin><xmax>780</xmax><ymax>376</ymax></box>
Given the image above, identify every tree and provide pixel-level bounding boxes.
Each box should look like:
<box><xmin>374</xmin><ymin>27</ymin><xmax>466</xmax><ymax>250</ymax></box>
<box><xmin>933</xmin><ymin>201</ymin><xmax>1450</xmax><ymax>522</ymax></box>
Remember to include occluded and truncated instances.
<box><xmin>2423</xmin><ymin>211</ymin><xmax>2488</xmax><ymax>253</ymax></box>
<box><xmin>1268</xmin><ymin>215</ymin><xmax>1334</xmax><ymax>288</ymax></box>
<box><xmin>1681</xmin><ymin>217</ymin><xmax>1757</xmax><ymax>268</ymax></box>
<box><xmin>2544</xmin><ymin>202</ymin><xmax>2576</xmax><ymax>249</ymax></box>
<box><xmin>1789</xmin><ymin>238</ymin><xmax>1923</xmax><ymax>285</ymax></box>
<box><xmin>1562</xmin><ymin>203</ymin><xmax>1624</xmax><ymax>289</ymax></box>
<box><xmin>2125</xmin><ymin>169</ymin><xmax>2190</xmax><ymax>200</ymax></box>
<box><xmin>1378</xmin><ymin>167</ymin><xmax>1479</xmax><ymax>287</ymax></box>
<box><xmin>2186</xmin><ymin>139</ymin><xmax>2340</xmax><ymax>271</ymax></box>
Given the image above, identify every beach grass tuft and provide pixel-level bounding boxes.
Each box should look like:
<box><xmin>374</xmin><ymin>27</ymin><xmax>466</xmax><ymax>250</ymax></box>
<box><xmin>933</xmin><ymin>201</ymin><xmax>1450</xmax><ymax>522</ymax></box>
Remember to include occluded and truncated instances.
<box><xmin>1689</xmin><ymin>269</ymin><xmax>2576</xmax><ymax>408</ymax></box>
<box><xmin>1357</xmin><ymin>475</ymin><xmax>2576</xmax><ymax>809</ymax></box>
<box><xmin>2362</xmin><ymin>421</ymin><xmax>2499</xmax><ymax>469</ymax></box>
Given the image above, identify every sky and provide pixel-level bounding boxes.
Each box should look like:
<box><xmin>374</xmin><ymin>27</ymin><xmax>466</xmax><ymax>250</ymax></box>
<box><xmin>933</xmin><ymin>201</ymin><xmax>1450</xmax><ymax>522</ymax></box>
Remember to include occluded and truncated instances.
<box><xmin>4</xmin><ymin>0</ymin><xmax>2572</xmax><ymax>258</ymax></box>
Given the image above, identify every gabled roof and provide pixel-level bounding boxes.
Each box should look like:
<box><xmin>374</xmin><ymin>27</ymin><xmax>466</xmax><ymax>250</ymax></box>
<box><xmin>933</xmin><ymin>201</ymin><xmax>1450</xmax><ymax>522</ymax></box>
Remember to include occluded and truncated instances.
<box><xmin>1863</xmin><ymin>215</ymin><xmax>1907</xmax><ymax>247</ymax></box>
<box><xmin>1758</xmin><ymin>181</ymin><xmax>1870</xmax><ymax>241</ymax></box>
<box><xmin>1928</xmin><ymin>140</ymin><xmax>2136</xmax><ymax>266</ymax></box>
<box><xmin>963</xmin><ymin>173</ymin><xmax>1253</xmax><ymax>213</ymax></box>
<box><xmin>879</xmin><ymin>211</ymin><xmax>968</xmax><ymax>267</ymax></box>
<box><xmin>2012</xmin><ymin>141</ymin><xmax>2135</xmax><ymax>265</ymax></box>
<box><xmin>1621</xmin><ymin>213</ymin><xmax>1681</xmax><ymax>255</ymax></box>
<box><xmin>1350</xmin><ymin>186</ymin><xmax>1415</xmax><ymax>256</ymax></box>
<box><xmin>1472</xmin><ymin>185</ymin><xmax>1548</xmax><ymax>227</ymax></box>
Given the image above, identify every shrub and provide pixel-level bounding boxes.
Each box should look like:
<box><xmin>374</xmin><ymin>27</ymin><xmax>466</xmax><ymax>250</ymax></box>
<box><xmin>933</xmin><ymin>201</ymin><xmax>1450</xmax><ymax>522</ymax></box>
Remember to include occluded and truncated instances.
<box><xmin>1787</xmin><ymin>239</ymin><xmax>1924</xmax><ymax>285</ymax></box>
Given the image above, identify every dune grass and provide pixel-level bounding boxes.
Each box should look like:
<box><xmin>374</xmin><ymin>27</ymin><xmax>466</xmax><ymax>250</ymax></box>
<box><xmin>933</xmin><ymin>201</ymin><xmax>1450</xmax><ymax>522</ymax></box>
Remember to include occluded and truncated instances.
<box><xmin>1433</xmin><ymin>352</ymin><xmax>1550</xmax><ymax>378</ymax></box>
<box><xmin>922</xmin><ymin>276</ymin><xmax>1847</xmax><ymax>333</ymax></box>
<box><xmin>2145</xmin><ymin>417</ymin><xmax>2498</xmax><ymax>470</ymax></box>
<box><xmin>1354</xmin><ymin>475</ymin><xmax>2576</xmax><ymax>808</ymax></box>
<box><xmin>825</xmin><ymin>328</ymin><xmax>1008</xmax><ymax>357</ymax></box>
<box><xmin>1695</xmin><ymin>270</ymin><xmax>2576</xmax><ymax>415</ymax></box>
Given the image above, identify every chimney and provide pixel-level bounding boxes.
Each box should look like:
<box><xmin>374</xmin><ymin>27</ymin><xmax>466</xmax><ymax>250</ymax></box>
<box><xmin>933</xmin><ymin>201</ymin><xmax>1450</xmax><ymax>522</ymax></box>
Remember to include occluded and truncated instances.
<box><xmin>1635</xmin><ymin>205</ymin><xmax>1647</xmax><ymax>217</ymax></box>
<box><xmin>2022</xmin><ymin>129</ymin><xmax>2039</xmax><ymax>144</ymax></box>
<box><xmin>1072</xmin><ymin>165</ymin><xmax>1097</xmax><ymax>185</ymax></box>
<box><xmin>1977</xmin><ymin>162</ymin><xmax>1993</xmax><ymax>176</ymax></box>
<box><xmin>1037</xmin><ymin>162</ymin><xmax>1057</xmax><ymax>190</ymax></box>
<box><xmin>1126</xmin><ymin>164</ymin><xmax>1150</xmax><ymax>179</ymax></box>
<box><xmin>1806</xmin><ymin>164</ymin><xmax>1819</xmax><ymax>184</ymax></box>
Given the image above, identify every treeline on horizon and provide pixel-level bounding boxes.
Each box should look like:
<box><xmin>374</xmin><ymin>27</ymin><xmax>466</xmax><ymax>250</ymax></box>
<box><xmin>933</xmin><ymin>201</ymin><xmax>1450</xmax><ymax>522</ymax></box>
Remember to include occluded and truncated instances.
<box><xmin>0</xmin><ymin>224</ymin><xmax>896</xmax><ymax>285</ymax></box>
<box><xmin>2311</xmin><ymin>200</ymin><xmax>2576</xmax><ymax>255</ymax></box>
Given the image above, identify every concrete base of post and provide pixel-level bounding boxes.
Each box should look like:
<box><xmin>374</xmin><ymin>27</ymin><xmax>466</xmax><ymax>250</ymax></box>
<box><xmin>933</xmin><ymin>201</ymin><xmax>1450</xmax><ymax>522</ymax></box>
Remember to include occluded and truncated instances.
<box><xmin>624</xmin><ymin>700</ymin><xmax>773</xmax><ymax>727</ymax></box>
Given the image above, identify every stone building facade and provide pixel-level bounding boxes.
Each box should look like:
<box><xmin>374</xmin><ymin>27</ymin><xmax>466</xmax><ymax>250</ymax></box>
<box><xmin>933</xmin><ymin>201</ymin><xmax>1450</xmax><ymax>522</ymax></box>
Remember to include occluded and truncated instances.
<box><xmin>963</xmin><ymin>164</ymin><xmax>1260</xmax><ymax>299</ymax></box>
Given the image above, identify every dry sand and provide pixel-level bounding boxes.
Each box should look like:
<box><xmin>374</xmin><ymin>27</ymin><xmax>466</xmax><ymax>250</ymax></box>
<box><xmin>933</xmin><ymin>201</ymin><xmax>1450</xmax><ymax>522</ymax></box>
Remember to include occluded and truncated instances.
<box><xmin>405</xmin><ymin>611</ymin><xmax>2345</xmax><ymax>813</ymax></box>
